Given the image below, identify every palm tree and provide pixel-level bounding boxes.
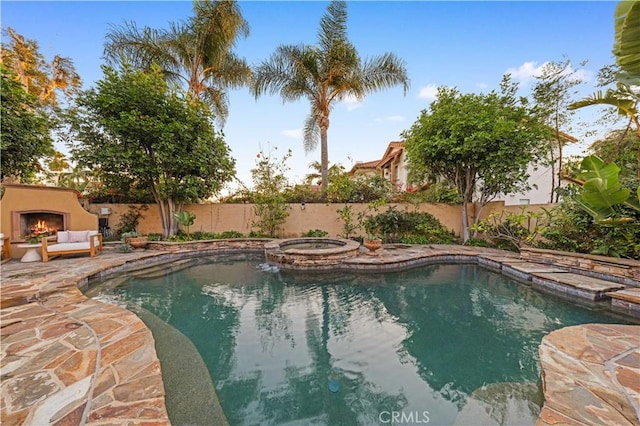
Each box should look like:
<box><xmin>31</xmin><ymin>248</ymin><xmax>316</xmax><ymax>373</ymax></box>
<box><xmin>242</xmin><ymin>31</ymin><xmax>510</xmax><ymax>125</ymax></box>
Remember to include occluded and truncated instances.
<box><xmin>104</xmin><ymin>0</ymin><xmax>252</xmax><ymax>123</ymax></box>
<box><xmin>47</xmin><ymin>150</ymin><xmax>70</xmax><ymax>185</ymax></box>
<box><xmin>304</xmin><ymin>160</ymin><xmax>345</xmax><ymax>186</ymax></box>
<box><xmin>252</xmin><ymin>1</ymin><xmax>409</xmax><ymax>196</ymax></box>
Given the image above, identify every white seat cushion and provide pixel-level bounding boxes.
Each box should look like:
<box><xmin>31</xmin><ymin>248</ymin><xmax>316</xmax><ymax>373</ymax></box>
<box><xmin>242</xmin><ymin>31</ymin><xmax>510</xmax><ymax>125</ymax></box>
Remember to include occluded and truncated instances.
<box><xmin>47</xmin><ymin>242</ymin><xmax>91</xmax><ymax>252</ymax></box>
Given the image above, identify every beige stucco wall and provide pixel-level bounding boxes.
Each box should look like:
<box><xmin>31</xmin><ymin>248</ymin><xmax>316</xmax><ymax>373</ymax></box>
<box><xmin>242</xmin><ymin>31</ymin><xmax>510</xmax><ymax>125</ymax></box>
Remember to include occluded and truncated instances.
<box><xmin>0</xmin><ymin>184</ymin><xmax>98</xmax><ymax>259</ymax></box>
<box><xmin>0</xmin><ymin>183</ymin><xmax>555</xmax><ymax>258</ymax></box>
<box><xmin>87</xmin><ymin>201</ymin><xmax>556</xmax><ymax>239</ymax></box>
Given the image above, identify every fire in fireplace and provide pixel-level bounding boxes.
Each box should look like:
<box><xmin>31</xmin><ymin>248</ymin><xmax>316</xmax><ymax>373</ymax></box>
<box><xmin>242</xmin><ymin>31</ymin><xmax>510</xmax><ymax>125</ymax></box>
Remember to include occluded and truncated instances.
<box><xmin>11</xmin><ymin>211</ymin><xmax>69</xmax><ymax>241</ymax></box>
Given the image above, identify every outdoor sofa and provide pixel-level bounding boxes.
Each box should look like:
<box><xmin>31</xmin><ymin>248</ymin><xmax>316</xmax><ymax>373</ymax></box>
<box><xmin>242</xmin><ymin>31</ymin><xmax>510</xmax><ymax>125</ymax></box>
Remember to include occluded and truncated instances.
<box><xmin>41</xmin><ymin>230</ymin><xmax>103</xmax><ymax>262</ymax></box>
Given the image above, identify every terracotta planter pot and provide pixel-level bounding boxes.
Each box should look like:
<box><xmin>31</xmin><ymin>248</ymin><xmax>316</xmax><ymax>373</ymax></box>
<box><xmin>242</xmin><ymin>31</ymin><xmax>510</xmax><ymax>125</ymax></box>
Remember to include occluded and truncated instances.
<box><xmin>363</xmin><ymin>239</ymin><xmax>382</xmax><ymax>254</ymax></box>
<box><xmin>126</xmin><ymin>236</ymin><xmax>149</xmax><ymax>248</ymax></box>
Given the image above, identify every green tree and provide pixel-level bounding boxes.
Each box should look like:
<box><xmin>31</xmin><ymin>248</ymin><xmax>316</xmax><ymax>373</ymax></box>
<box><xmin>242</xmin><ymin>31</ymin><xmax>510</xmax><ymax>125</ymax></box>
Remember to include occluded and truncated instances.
<box><xmin>252</xmin><ymin>0</ymin><xmax>409</xmax><ymax>196</ymax></box>
<box><xmin>104</xmin><ymin>0</ymin><xmax>251</xmax><ymax>123</ymax></box>
<box><xmin>532</xmin><ymin>58</ymin><xmax>585</xmax><ymax>202</ymax></box>
<box><xmin>403</xmin><ymin>77</ymin><xmax>549</xmax><ymax>243</ymax></box>
<box><xmin>0</xmin><ymin>64</ymin><xmax>54</xmax><ymax>181</ymax></box>
<box><xmin>69</xmin><ymin>65</ymin><xmax>236</xmax><ymax>236</ymax></box>
<box><xmin>1</xmin><ymin>27</ymin><xmax>81</xmax><ymax>108</ymax></box>
<box><xmin>250</xmin><ymin>146</ymin><xmax>292</xmax><ymax>237</ymax></box>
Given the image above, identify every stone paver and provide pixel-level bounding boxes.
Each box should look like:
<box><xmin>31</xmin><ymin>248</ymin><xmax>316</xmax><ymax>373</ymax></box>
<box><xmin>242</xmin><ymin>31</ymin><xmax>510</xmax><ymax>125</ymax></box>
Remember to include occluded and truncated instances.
<box><xmin>538</xmin><ymin>324</ymin><xmax>640</xmax><ymax>426</ymax></box>
<box><xmin>0</xmin><ymin>242</ymin><xmax>638</xmax><ymax>425</ymax></box>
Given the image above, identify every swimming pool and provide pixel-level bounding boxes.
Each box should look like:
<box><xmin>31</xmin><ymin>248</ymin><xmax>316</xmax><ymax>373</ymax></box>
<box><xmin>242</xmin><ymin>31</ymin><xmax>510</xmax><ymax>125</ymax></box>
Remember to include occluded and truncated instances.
<box><xmin>87</xmin><ymin>254</ymin><xmax>636</xmax><ymax>425</ymax></box>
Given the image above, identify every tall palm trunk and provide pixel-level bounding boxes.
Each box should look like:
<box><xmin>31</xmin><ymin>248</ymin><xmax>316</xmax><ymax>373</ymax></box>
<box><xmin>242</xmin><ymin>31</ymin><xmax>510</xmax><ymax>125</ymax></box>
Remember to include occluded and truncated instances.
<box><xmin>320</xmin><ymin>114</ymin><xmax>330</xmax><ymax>199</ymax></box>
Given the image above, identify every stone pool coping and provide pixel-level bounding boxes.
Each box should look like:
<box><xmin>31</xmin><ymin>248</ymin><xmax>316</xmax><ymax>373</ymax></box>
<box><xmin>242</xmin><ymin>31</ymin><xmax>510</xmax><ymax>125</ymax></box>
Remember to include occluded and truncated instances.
<box><xmin>1</xmin><ymin>242</ymin><xmax>638</xmax><ymax>425</ymax></box>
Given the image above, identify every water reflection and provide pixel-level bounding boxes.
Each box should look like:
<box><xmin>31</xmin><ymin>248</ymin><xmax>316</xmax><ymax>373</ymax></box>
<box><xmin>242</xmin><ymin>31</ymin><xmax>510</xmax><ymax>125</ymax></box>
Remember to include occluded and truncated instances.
<box><xmin>89</xmin><ymin>257</ymin><xmax>634</xmax><ymax>426</ymax></box>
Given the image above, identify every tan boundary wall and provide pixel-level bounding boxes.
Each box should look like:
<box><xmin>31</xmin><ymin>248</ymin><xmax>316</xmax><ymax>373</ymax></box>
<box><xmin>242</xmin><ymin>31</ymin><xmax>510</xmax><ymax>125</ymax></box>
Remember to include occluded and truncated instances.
<box><xmin>88</xmin><ymin>201</ymin><xmax>555</xmax><ymax>238</ymax></box>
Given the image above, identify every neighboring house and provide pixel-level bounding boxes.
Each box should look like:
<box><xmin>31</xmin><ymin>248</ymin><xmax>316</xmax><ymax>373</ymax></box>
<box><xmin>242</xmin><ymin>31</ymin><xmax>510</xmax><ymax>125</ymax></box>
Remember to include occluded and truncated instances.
<box><xmin>350</xmin><ymin>134</ymin><xmax>577</xmax><ymax>205</ymax></box>
<box><xmin>500</xmin><ymin>132</ymin><xmax>578</xmax><ymax>205</ymax></box>
<box><xmin>348</xmin><ymin>141</ymin><xmax>409</xmax><ymax>192</ymax></box>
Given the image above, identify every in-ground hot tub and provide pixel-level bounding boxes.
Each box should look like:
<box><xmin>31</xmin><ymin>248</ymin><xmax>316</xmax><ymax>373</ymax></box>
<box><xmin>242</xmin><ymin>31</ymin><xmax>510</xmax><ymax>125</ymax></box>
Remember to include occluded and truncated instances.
<box><xmin>264</xmin><ymin>237</ymin><xmax>361</xmax><ymax>270</ymax></box>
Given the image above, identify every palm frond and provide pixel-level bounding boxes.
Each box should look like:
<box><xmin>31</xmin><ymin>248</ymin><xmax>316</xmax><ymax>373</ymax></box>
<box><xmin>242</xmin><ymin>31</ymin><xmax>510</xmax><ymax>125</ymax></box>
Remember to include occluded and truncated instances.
<box><xmin>303</xmin><ymin>113</ymin><xmax>320</xmax><ymax>153</ymax></box>
<box><xmin>318</xmin><ymin>1</ymin><xmax>348</xmax><ymax>53</ymax></box>
<box><xmin>361</xmin><ymin>52</ymin><xmax>410</xmax><ymax>95</ymax></box>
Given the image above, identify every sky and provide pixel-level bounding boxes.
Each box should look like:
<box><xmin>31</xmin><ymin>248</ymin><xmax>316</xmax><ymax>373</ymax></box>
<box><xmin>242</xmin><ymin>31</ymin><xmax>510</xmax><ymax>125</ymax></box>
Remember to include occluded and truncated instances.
<box><xmin>2</xmin><ymin>1</ymin><xmax>623</xmax><ymax>193</ymax></box>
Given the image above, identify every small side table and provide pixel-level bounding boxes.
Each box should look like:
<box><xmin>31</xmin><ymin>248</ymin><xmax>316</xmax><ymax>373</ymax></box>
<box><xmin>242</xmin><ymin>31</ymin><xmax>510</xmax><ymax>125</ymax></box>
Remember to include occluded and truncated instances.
<box><xmin>17</xmin><ymin>243</ymin><xmax>42</xmax><ymax>263</ymax></box>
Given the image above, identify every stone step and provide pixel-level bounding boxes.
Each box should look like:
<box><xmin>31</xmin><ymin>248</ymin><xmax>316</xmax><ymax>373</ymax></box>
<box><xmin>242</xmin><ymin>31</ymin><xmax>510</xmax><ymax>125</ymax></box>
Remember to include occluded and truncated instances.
<box><xmin>607</xmin><ymin>288</ymin><xmax>640</xmax><ymax>318</ymax></box>
<box><xmin>502</xmin><ymin>262</ymin><xmax>568</xmax><ymax>283</ymax></box>
<box><xmin>531</xmin><ymin>272</ymin><xmax>625</xmax><ymax>301</ymax></box>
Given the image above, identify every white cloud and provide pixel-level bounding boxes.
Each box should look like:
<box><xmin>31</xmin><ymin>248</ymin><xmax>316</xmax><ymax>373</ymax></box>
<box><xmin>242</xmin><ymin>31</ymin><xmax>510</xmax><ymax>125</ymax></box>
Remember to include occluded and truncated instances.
<box><xmin>506</xmin><ymin>61</ymin><xmax>547</xmax><ymax>85</ymax></box>
<box><xmin>342</xmin><ymin>94</ymin><xmax>363</xmax><ymax>111</ymax></box>
<box><xmin>506</xmin><ymin>61</ymin><xmax>594</xmax><ymax>85</ymax></box>
<box><xmin>375</xmin><ymin>115</ymin><xmax>405</xmax><ymax>123</ymax></box>
<box><xmin>280</xmin><ymin>129</ymin><xmax>302</xmax><ymax>139</ymax></box>
<box><xmin>565</xmin><ymin>67</ymin><xmax>593</xmax><ymax>83</ymax></box>
<box><xmin>418</xmin><ymin>84</ymin><xmax>439</xmax><ymax>100</ymax></box>
<box><xmin>477</xmin><ymin>82</ymin><xmax>488</xmax><ymax>89</ymax></box>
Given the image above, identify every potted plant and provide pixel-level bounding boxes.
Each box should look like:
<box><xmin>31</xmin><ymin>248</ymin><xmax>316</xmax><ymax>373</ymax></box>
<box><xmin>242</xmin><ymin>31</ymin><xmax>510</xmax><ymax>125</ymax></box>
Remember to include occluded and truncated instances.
<box><xmin>25</xmin><ymin>231</ymin><xmax>45</xmax><ymax>244</ymax></box>
<box><xmin>121</xmin><ymin>231</ymin><xmax>148</xmax><ymax>248</ymax></box>
<box><xmin>362</xmin><ymin>219</ymin><xmax>383</xmax><ymax>254</ymax></box>
<box><xmin>363</xmin><ymin>234</ymin><xmax>383</xmax><ymax>253</ymax></box>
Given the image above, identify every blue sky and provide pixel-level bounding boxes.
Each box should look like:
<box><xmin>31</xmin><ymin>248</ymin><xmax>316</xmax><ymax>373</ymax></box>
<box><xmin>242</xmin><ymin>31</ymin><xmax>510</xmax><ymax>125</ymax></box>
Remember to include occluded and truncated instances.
<box><xmin>2</xmin><ymin>1</ymin><xmax>621</xmax><ymax>192</ymax></box>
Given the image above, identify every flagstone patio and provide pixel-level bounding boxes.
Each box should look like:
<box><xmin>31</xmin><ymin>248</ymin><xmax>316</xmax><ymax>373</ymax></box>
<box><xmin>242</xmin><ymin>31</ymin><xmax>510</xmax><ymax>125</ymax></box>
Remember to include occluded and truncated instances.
<box><xmin>1</xmin><ymin>243</ymin><xmax>638</xmax><ymax>425</ymax></box>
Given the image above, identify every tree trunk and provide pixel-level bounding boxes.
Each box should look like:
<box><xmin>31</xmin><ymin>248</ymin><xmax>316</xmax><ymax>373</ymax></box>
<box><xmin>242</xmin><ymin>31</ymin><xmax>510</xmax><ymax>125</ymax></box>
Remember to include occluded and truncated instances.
<box><xmin>156</xmin><ymin>198</ymin><xmax>169</xmax><ymax>237</ymax></box>
<box><xmin>461</xmin><ymin>201</ymin><xmax>470</xmax><ymax>243</ymax></box>
<box><xmin>319</xmin><ymin>114</ymin><xmax>330</xmax><ymax>200</ymax></box>
<box><xmin>555</xmin><ymin>143</ymin><xmax>563</xmax><ymax>203</ymax></box>
<box><xmin>168</xmin><ymin>197</ymin><xmax>179</xmax><ymax>236</ymax></box>
<box><xmin>461</xmin><ymin>168</ymin><xmax>473</xmax><ymax>243</ymax></box>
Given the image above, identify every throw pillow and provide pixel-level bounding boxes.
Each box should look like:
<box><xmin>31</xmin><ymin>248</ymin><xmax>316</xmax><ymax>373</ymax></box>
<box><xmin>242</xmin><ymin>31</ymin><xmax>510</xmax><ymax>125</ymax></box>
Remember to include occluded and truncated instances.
<box><xmin>68</xmin><ymin>230</ymin><xmax>89</xmax><ymax>243</ymax></box>
<box><xmin>57</xmin><ymin>231</ymin><xmax>70</xmax><ymax>243</ymax></box>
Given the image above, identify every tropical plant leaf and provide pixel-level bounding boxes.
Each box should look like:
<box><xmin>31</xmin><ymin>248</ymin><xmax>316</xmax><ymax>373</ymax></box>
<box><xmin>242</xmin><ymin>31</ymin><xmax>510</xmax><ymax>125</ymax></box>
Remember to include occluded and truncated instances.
<box><xmin>577</xmin><ymin>155</ymin><xmax>618</xmax><ymax>181</ymax></box>
<box><xmin>581</xmin><ymin>179</ymin><xmax>629</xmax><ymax>208</ymax></box>
<box><xmin>567</xmin><ymin>89</ymin><xmax>637</xmax><ymax>116</ymax></box>
<box><xmin>575</xmin><ymin>155</ymin><xmax>631</xmax><ymax>220</ymax></box>
<box><xmin>614</xmin><ymin>1</ymin><xmax>640</xmax><ymax>77</ymax></box>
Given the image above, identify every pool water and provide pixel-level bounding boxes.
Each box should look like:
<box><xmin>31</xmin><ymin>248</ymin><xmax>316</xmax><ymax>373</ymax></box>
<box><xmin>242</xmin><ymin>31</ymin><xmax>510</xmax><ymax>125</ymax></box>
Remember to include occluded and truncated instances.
<box><xmin>89</xmin><ymin>255</ymin><xmax>635</xmax><ymax>425</ymax></box>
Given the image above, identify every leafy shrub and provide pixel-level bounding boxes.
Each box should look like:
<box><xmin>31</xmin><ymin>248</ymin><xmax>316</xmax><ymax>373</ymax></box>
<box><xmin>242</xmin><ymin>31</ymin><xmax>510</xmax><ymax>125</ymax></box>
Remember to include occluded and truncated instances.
<box><xmin>362</xmin><ymin>206</ymin><xmax>456</xmax><ymax>244</ymax></box>
<box><xmin>472</xmin><ymin>208</ymin><xmax>549</xmax><ymax>252</ymax></box>
<box><xmin>465</xmin><ymin>238</ymin><xmax>492</xmax><ymax>247</ymax></box>
<box><xmin>302</xmin><ymin>229</ymin><xmax>329</xmax><ymax>237</ymax></box>
<box><xmin>283</xmin><ymin>185</ymin><xmax>324</xmax><ymax>203</ymax></box>
<box><xmin>250</xmin><ymin>147</ymin><xmax>291</xmax><ymax>237</ymax></box>
<box><xmin>393</xmin><ymin>182</ymin><xmax>462</xmax><ymax>204</ymax></box>
<box><xmin>327</xmin><ymin>174</ymin><xmax>391</xmax><ymax>203</ymax></box>
<box><xmin>218</xmin><ymin>230</ymin><xmax>244</xmax><ymax>239</ymax></box>
<box><xmin>116</xmin><ymin>204</ymin><xmax>148</xmax><ymax>235</ymax></box>
<box><xmin>537</xmin><ymin>197</ymin><xmax>640</xmax><ymax>259</ymax></box>
<box><xmin>248</xmin><ymin>231</ymin><xmax>272</xmax><ymax>238</ymax></box>
<box><xmin>117</xmin><ymin>243</ymin><xmax>133</xmax><ymax>253</ymax></box>
<box><xmin>191</xmin><ymin>231</ymin><xmax>216</xmax><ymax>240</ymax></box>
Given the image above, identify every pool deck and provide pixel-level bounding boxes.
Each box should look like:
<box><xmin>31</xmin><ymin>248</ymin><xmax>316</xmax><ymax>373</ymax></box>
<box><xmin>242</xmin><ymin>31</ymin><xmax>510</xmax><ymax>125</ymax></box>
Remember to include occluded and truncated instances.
<box><xmin>1</xmin><ymin>243</ymin><xmax>638</xmax><ymax>425</ymax></box>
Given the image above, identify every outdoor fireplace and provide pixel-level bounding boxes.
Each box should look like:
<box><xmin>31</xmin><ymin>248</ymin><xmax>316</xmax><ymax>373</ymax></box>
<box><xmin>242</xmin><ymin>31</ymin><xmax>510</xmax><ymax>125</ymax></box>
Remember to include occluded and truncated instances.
<box><xmin>11</xmin><ymin>210</ymin><xmax>69</xmax><ymax>241</ymax></box>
